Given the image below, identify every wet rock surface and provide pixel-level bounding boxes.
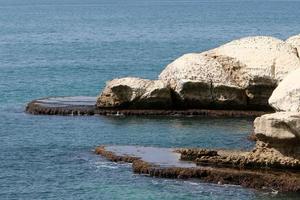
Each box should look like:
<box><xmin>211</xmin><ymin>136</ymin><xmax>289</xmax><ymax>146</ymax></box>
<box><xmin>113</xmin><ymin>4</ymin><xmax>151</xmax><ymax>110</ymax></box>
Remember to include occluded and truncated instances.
<box><xmin>178</xmin><ymin>145</ymin><xmax>300</xmax><ymax>170</ymax></box>
<box><xmin>95</xmin><ymin>145</ymin><xmax>300</xmax><ymax>192</ymax></box>
<box><xmin>26</xmin><ymin>96</ymin><xmax>269</xmax><ymax>117</ymax></box>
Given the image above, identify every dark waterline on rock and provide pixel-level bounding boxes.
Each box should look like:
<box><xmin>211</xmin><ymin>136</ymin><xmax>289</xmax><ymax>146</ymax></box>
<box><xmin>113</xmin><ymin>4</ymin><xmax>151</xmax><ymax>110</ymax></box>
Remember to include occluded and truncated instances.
<box><xmin>26</xmin><ymin>96</ymin><xmax>270</xmax><ymax>117</ymax></box>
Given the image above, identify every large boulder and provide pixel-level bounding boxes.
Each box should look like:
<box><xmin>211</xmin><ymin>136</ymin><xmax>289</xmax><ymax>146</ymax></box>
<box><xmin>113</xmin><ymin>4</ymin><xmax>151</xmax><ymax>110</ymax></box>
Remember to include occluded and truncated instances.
<box><xmin>269</xmin><ymin>68</ymin><xmax>300</xmax><ymax>112</ymax></box>
<box><xmin>158</xmin><ymin>53</ymin><xmax>246</xmax><ymax>109</ymax></box>
<box><xmin>96</xmin><ymin>77</ymin><xmax>172</xmax><ymax>109</ymax></box>
<box><xmin>286</xmin><ymin>34</ymin><xmax>300</xmax><ymax>54</ymax></box>
<box><xmin>254</xmin><ymin>112</ymin><xmax>300</xmax><ymax>152</ymax></box>
<box><xmin>254</xmin><ymin>112</ymin><xmax>300</xmax><ymax>141</ymax></box>
<box><xmin>209</xmin><ymin>36</ymin><xmax>299</xmax><ymax>85</ymax></box>
<box><xmin>159</xmin><ymin>36</ymin><xmax>300</xmax><ymax>110</ymax></box>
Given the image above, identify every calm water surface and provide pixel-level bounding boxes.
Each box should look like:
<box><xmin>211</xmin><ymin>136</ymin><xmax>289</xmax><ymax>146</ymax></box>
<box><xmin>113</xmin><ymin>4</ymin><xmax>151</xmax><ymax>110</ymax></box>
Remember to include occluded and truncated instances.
<box><xmin>1</xmin><ymin>0</ymin><xmax>300</xmax><ymax>199</ymax></box>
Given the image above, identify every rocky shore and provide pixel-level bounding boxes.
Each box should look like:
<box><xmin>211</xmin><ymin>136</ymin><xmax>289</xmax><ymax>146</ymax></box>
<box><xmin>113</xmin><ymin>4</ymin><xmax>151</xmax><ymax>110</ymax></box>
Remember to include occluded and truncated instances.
<box><xmin>26</xmin><ymin>96</ymin><xmax>269</xmax><ymax>117</ymax></box>
<box><xmin>95</xmin><ymin>145</ymin><xmax>300</xmax><ymax>192</ymax></box>
<box><xmin>96</xmin><ymin>35</ymin><xmax>300</xmax><ymax>111</ymax></box>
<box><xmin>26</xmin><ymin>33</ymin><xmax>300</xmax><ymax>192</ymax></box>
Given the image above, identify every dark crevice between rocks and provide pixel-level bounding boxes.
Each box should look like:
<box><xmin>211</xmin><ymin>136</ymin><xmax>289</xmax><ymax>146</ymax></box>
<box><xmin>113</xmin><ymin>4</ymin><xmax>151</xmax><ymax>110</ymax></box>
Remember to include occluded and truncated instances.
<box><xmin>244</xmin><ymin>83</ymin><xmax>276</xmax><ymax>111</ymax></box>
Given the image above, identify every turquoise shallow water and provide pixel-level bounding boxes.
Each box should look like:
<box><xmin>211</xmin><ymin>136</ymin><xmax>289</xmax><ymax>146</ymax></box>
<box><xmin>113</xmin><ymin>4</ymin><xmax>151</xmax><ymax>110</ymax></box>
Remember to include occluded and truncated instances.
<box><xmin>1</xmin><ymin>0</ymin><xmax>300</xmax><ymax>199</ymax></box>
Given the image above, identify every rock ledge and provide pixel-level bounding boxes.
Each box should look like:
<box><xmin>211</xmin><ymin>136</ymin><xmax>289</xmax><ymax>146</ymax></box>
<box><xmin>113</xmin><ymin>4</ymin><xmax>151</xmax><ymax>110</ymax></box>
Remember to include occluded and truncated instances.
<box><xmin>95</xmin><ymin>145</ymin><xmax>300</xmax><ymax>192</ymax></box>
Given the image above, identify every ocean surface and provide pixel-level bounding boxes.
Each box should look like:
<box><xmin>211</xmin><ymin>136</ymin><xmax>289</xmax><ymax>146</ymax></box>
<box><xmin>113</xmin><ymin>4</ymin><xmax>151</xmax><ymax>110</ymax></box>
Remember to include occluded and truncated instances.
<box><xmin>1</xmin><ymin>0</ymin><xmax>300</xmax><ymax>199</ymax></box>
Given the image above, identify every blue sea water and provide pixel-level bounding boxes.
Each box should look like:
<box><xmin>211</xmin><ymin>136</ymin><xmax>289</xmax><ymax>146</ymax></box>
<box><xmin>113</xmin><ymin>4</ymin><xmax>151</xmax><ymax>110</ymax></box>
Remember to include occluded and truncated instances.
<box><xmin>1</xmin><ymin>0</ymin><xmax>300</xmax><ymax>199</ymax></box>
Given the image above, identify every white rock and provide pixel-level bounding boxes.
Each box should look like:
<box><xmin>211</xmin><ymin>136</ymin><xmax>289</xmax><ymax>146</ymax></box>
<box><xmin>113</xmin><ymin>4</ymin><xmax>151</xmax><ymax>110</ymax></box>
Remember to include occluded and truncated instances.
<box><xmin>286</xmin><ymin>34</ymin><xmax>300</xmax><ymax>55</ymax></box>
<box><xmin>159</xmin><ymin>53</ymin><xmax>246</xmax><ymax>108</ymax></box>
<box><xmin>209</xmin><ymin>36</ymin><xmax>300</xmax><ymax>87</ymax></box>
<box><xmin>159</xmin><ymin>36</ymin><xmax>300</xmax><ymax>109</ymax></box>
<box><xmin>254</xmin><ymin>112</ymin><xmax>300</xmax><ymax>141</ymax></box>
<box><xmin>159</xmin><ymin>53</ymin><xmax>237</xmax><ymax>91</ymax></box>
<box><xmin>269</xmin><ymin>68</ymin><xmax>300</xmax><ymax>112</ymax></box>
<box><xmin>96</xmin><ymin>77</ymin><xmax>171</xmax><ymax>108</ymax></box>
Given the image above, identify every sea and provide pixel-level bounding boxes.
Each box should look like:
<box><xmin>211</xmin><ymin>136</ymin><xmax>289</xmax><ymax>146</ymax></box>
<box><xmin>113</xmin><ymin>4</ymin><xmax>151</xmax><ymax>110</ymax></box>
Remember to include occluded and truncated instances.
<box><xmin>1</xmin><ymin>0</ymin><xmax>300</xmax><ymax>199</ymax></box>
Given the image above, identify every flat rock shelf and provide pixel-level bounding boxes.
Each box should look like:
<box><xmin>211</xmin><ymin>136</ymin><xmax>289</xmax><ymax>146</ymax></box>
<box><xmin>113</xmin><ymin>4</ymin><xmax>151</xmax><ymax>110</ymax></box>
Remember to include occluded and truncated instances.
<box><xmin>95</xmin><ymin>145</ymin><xmax>300</xmax><ymax>192</ymax></box>
<box><xmin>26</xmin><ymin>96</ymin><xmax>270</xmax><ymax>117</ymax></box>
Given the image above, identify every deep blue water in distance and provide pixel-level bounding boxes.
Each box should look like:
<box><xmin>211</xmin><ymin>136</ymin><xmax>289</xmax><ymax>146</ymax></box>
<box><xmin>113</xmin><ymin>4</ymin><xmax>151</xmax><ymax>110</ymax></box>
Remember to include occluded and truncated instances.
<box><xmin>1</xmin><ymin>0</ymin><xmax>300</xmax><ymax>199</ymax></box>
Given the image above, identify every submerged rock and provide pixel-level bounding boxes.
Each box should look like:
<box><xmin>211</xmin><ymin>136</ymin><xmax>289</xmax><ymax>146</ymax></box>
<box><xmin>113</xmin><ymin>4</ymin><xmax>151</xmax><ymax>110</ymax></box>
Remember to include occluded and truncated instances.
<box><xmin>96</xmin><ymin>77</ymin><xmax>172</xmax><ymax>109</ymax></box>
<box><xmin>286</xmin><ymin>34</ymin><xmax>300</xmax><ymax>55</ymax></box>
<box><xmin>269</xmin><ymin>68</ymin><xmax>300</xmax><ymax>112</ymax></box>
<box><xmin>159</xmin><ymin>36</ymin><xmax>300</xmax><ymax>110</ymax></box>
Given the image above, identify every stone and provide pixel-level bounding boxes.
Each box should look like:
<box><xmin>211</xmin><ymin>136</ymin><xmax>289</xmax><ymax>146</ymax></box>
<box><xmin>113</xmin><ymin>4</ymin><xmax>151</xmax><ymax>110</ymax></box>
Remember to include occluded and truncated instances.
<box><xmin>286</xmin><ymin>34</ymin><xmax>300</xmax><ymax>55</ymax></box>
<box><xmin>25</xmin><ymin>96</ymin><xmax>268</xmax><ymax>117</ymax></box>
<box><xmin>96</xmin><ymin>77</ymin><xmax>172</xmax><ymax>109</ymax></box>
<box><xmin>254</xmin><ymin>112</ymin><xmax>300</xmax><ymax>144</ymax></box>
<box><xmin>159</xmin><ymin>36</ymin><xmax>300</xmax><ymax>109</ymax></box>
<box><xmin>95</xmin><ymin>145</ymin><xmax>300</xmax><ymax>192</ymax></box>
<box><xmin>159</xmin><ymin>53</ymin><xmax>246</xmax><ymax>109</ymax></box>
<box><xmin>269</xmin><ymin>68</ymin><xmax>300</xmax><ymax>112</ymax></box>
<box><xmin>208</xmin><ymin>36</ymin><xmax>300</xmax><ymax>85</ymax></box>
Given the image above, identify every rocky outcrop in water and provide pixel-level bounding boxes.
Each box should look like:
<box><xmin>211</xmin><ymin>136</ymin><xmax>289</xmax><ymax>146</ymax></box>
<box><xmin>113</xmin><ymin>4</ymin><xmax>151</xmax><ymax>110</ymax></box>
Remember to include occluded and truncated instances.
<box><xmin>158</xmin><ymin>53</ymin><xmax>246</xmax><ymax>109</ymax></box>
<box><xmin>253</xmin><ymin>68</ymin><xmax>300</xmax><ymax>157</ymax></box>
<box><xmin>254</xmin><ymin>112</ymin><xmax>300</xmax><ymax>143</ymax></box>
<box><xmin>159</xmin><ymin>36</ymin><xmax>300</xmax><ymax>110</ymax></box>
<box><xmin>95</xmin><ymin>145</ymin><xmax>300</xmax><ymax>192</ymax></box>
<box><xmin>96</xmin><ymin>77</ymin><xmax>172</xmax><ymax>109</ymax></box>
<box><xmin>26</xmin><ymin>96</ymin><xmax>268</xmax><ymax>117</ymax></box>
<box><xmin>25</xmin><ymin>33</ymin><xmax>300</xmax><ymax>192</ymax></box>
<box><xmin>179</xmin><ymin>146</ymin><xmax>300</xmax><ymax>170</ymax></box>
<box><xmin>97</xmin><ymin>36</ymin><xmax>300</xmax><ymax>110</ymax></box>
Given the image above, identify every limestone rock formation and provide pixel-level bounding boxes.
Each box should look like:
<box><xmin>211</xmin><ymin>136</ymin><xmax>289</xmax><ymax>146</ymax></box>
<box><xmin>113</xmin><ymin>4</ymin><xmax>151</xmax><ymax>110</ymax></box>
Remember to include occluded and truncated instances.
<box><xmin>158</xmin><ymin>53</ymin><xmax>246</xmax><ymax>109</ymax></box>
<box><xmin>96</xmin><ymin>77</ymin><xmax>172</xmax><ymax>109</ymax></box>
<box><xmin>254</xmin><ymin>111</ymin><xmax>300</xmax><ymax>160</ymax></box>
<box><xmin>97</xmin><ymin>36</ymin><xmax>300</xmax><ymax>110</ymax></box>
<box><xmin>286</xmin><ymin>34</ymin><xmax>300</xmax><ymax>54</ymax></box>
<box><xmin>159</xmin><ymin>36</ymin><xmax>300</xmax><ymax>109</ymax></box>
<box><xmin>254</xmin><ymin>112</ymin><xmax>300</xmax><ymax>143</ymax></box>
<box><xmin>96</xmin><ymin>145</ymin><xmax>300</xmax><ymax>192</ymax></box>
<box><xmin>269</xmin><ymin>68</ymin><xmax>300</xmax><ymax>112</ymax></box>
<box><xmin>209</xmin><ymin>36</ymin><xmax>299</xmax><ymax>85</ymax></box>
<box><xmin>253</xmin><ymin>64</ymin><xmax>300</xmax><ymax>157</ymax></box>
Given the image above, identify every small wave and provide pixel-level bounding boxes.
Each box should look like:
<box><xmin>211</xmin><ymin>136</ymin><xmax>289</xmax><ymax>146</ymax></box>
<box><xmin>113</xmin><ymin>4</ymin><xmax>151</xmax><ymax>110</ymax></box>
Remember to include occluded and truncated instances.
<box><xmin>151</xmin><ymin>180</ymin><xmax>159</xmax><ymax>185</ymax></box>
<box><xmin>94</xmin><ymin>161</ymin><xmax>119</xmax><ymax>169</ymax></box>
<box><xmin>185</xmin><ymin>181</ymin><xmax>200</xmax><ymax>186</ymax></box>
<box><xmin>94</xmin><ymin>161</ymin><xmax>131</xmax><ymax>170</ymax></box>
<box><xmin>260</xmin><ymin>187</ymin><xmax>279</xmax><ymax>196</ymax></box>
